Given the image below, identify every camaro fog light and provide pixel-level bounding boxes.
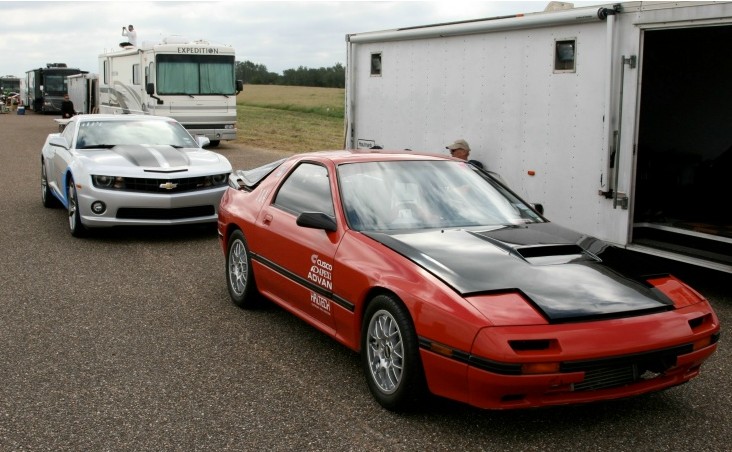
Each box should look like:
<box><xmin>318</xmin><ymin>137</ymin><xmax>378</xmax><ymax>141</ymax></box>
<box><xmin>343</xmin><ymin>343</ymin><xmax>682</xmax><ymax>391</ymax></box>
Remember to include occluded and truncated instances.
<box><xmin>91</xmin><ymin>201</ymin><xmax>106</xmax><ymax>214</ymax></box>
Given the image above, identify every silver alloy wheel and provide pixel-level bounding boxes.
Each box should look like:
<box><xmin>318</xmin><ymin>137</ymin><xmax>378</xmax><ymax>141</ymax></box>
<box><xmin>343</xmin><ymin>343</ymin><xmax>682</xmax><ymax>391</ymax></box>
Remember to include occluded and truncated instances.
<box><xmin>41</xmin><ymin>164</ymin><xmax>48</xmax><ymax>203</ymax></box>
<box><xmin>68</xmin><ymin>183</ymin><xmax>78</xmax><ymax>231</ymax></box>
<box><xmin>228</xmin><ymin>239</ymin><xmax>248</xmax><ymax>297</ymax></box>
<box><xmin>366</xmin><ymin>309</ymin><xmax>404</xmax><ymax>394</ymax></box>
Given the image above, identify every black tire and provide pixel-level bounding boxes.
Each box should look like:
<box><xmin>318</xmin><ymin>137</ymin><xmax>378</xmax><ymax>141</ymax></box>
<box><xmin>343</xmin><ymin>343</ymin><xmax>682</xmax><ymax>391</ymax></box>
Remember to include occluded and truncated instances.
<box><xmin>361</xmin><ymin>294</ymin><xmax>425</xmax><ymax>411</ymax></box>
<box><xmin>41</xmin><ymin>161</ymin><xmax>58</xmax><ymax>208</ymax></box>
<box><xmin>207</xmin><ymin>140</ymin><xmax>220</xmax><ymax>148</ymax></box>
<box><xmin>67</xmin><ymin>177</ymin><xmax>86</xmax><ymax>237</ymax></box>
<box><xmin>226</xmin><ymin>229</ymin><xmax>260</xmax><ymax>308</ymax></box>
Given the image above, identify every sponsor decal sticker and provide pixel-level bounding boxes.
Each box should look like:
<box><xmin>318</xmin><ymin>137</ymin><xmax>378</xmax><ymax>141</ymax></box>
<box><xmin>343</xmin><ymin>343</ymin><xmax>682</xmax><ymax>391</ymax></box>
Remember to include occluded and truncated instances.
<box><xmin>307</xmin><ymin>254</ymin><xmax>333</xmax><ymax>290</ymax></box>
<box><xmin>310</xmin><ymin>291</ymin><xmax>331</xmax><ymax>314</ymax></box>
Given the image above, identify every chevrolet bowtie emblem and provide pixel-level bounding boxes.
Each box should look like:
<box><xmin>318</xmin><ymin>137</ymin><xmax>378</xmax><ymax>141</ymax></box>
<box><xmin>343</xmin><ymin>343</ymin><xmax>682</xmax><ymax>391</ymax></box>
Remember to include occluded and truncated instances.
<box><xmin>160</xmin><ymin>181</ymin><xmax>178</xmax><ymax>190</ymax></box>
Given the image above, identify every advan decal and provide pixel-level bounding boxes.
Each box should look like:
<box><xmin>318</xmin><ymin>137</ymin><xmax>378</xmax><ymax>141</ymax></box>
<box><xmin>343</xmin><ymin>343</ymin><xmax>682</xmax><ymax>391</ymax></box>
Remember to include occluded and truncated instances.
<box><xmin>307</xmin><ymin>254</ymin><xmax>332</xmax><ymax>290</ymax></box>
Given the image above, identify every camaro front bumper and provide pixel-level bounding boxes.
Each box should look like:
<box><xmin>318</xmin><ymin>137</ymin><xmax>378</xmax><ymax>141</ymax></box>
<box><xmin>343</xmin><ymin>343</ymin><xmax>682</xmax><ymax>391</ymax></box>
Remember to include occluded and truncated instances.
<box><xmin>75</xmin><ymin>183</ymin><xmax>227</xmax><ymax>227</ymax></box>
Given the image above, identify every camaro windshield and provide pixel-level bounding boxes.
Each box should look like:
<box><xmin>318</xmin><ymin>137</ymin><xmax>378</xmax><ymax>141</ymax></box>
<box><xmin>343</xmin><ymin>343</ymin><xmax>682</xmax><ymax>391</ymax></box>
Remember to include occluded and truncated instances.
<box><xmin>338</xmin><ymin>160</ymin><xmax>544</xmax><ymax>231</ymax></box>
<box><xmin>75</xmin><ymin>120</ymin><xmax>197</xmax><ymax>149</ymax></box>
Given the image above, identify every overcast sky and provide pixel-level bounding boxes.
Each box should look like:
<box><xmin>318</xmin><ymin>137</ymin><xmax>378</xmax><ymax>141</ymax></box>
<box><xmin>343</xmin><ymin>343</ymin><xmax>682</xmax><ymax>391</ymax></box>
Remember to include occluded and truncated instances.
<box><xmin>0</xmin><ymin>0</ymin><xmax>605</xmax><ymax>78</ymax></box>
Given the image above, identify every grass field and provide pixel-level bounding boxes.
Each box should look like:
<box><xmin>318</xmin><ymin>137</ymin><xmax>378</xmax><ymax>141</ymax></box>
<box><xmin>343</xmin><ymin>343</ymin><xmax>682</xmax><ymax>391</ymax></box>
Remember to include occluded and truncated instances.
<box><xmin>235</xmin><ymin>85</ymin><xmax>345</xmax><ymax>153</ymax></box>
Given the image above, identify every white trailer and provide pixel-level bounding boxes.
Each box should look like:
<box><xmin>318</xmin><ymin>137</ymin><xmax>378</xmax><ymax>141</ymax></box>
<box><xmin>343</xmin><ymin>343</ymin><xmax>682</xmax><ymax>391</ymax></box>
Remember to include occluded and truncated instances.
<box><xmin>99</xmin><ymin>36</ymin><xmax>243</xmax><ymax>146</ymax></box>
<box><xmin>345</xmin><ymin>1</ymin><xmax>732</xmax><ymax>272</ymax></box>
<box><xmin>67</xmin><ymin>73</ymin><xmax>98</xmax><ymax>114</ymax></box>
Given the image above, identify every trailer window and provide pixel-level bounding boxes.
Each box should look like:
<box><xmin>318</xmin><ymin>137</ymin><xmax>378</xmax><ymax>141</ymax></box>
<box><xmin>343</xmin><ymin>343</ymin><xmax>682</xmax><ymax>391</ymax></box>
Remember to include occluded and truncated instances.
<box><xmin>554</xmin><ymin>39</ymin><xmax>576</xmax><ymax>72</ymax></box>
<box><xmin>370</xmin><ymin>53</ymin><xmax>382</xmax><ymax>76</ymax></box>
<box><xmin>132</xmin><ymin>64</ymin><xmax>140</xmax><ymax>85</ymax></box>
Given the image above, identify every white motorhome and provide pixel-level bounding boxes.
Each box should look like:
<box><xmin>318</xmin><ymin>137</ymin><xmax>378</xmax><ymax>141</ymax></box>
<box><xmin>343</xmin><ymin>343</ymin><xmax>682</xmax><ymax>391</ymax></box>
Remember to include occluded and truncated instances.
<box><xmin>345</xmin><ymin>1</ymin><xmax>732</xmax><ymax>272</ymax></box>
<box><xmin>99</xmin><ymin>36</ymin><xmax>243</xmax><ymax>146</ymax></box>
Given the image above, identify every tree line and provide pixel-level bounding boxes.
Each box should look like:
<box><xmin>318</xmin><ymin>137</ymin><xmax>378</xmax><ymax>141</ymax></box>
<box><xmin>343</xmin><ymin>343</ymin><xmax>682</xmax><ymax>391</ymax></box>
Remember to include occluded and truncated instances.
<box><xmin>235</xmin><ymin>61</ymin><xmax>345</xmax><ymax>88</ymax></box>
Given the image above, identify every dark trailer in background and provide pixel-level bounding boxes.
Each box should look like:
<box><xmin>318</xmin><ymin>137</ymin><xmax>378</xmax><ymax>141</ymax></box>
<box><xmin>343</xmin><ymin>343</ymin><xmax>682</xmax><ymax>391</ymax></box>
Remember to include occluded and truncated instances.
<box><xmin>25</xmin><ymin>63</ymin><xmax>88</xmax><ymax>113</ymax></box>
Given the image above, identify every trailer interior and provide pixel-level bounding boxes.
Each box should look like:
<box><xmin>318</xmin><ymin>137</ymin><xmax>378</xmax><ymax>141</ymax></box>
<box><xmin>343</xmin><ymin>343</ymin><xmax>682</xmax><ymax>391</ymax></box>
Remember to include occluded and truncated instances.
<box><xmin>633</xmin><ymin>24</ymin><xmax>732</xmax><ymax>268</ymax></box>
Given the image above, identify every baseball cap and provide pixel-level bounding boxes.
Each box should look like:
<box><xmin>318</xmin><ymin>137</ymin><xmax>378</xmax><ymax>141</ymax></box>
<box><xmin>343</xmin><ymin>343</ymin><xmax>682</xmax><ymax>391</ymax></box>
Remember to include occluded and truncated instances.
<box><xmin>446</xmin><ymin>139</ymin><xmax>470</xmax><ymax>152</ymax></box>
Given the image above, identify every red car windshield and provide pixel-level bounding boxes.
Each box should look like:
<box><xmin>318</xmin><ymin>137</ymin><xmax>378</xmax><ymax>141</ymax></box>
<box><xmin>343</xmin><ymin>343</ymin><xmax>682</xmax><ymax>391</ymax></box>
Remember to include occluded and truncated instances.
<box><xmin>337</xmin><ymin>160</ymin><xmax>544</xmax><ymax>231</ymax></box>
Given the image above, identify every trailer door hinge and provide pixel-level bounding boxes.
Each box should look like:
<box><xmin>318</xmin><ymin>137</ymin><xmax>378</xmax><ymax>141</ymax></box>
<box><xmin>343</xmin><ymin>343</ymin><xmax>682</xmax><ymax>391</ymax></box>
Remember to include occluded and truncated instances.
<box><xmin>623</xmin><ymin>55</ymin><xmax>637</xmax><ymax>69</ymax></box>
<box><xmin>614</xmin><ymin>192</ymin><xmax>629</xmax><ymax>210</ymax></box>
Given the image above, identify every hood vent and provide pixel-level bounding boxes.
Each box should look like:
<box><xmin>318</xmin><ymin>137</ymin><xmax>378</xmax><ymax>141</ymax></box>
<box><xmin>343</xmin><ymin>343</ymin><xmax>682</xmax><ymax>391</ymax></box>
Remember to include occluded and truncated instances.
<box><xmin>515</xmin><ymin>244</ymin><xmax>597</xmax><ymax>265</ymax></box>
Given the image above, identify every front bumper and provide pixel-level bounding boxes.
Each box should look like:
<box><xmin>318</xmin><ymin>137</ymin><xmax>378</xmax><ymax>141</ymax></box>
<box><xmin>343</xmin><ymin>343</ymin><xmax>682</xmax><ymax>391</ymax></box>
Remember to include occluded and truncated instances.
<box><xmin>76</xmin><ymin>183</ymin><xmax>227</xmax><ymax>227</ymax></box>
<box><xmin>419</xmin><ymin>302</ymin><xmax>720</xmax><ymax>409</ymax></box>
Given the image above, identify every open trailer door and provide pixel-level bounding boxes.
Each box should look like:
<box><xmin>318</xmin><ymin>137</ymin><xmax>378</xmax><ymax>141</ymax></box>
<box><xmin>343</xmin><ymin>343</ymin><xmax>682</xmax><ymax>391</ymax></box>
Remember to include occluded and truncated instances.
<box><xmin>631</xmin><ymin>24</ymin><xmax>732</xmax><ymax>271</ymax></box>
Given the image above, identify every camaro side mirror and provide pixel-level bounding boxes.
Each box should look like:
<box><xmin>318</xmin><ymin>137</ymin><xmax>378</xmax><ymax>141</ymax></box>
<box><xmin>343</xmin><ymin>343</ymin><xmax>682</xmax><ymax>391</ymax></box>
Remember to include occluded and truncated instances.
<box><xmin>48</xmin><ymin>136</ymin><xmax>70</xmax><ymax>149</ymax></box>
<box><xmin>296</xmin><ymin>212</ymin><xmax>337</xmax><ymax>232</ymax></box>
<box><xmin>196</xmin><ymin>136</ymin><xmax>211</xmax><ymax>148</ymax></box>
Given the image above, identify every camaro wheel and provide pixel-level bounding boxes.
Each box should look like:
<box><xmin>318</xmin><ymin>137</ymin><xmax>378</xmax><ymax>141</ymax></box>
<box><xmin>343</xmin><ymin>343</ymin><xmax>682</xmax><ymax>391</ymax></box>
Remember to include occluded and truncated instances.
<box><xmin>362</xmin><ymin>294</ymin><xmax>425</xmax><ymax>411</ymax></box>
<box><xmin>67</xmin><ymin>178</ymin><xmax>86</xmax><ymax>237</ymax></box>
<box><xmin>226</xmin><ymin>230</ymin><xmax>259</xmax><ymax>308</ymax></box>
<box><xmin>41</xmin><ymin>161</ymin><xmax>57</xmax><ymax>208</ymax></box>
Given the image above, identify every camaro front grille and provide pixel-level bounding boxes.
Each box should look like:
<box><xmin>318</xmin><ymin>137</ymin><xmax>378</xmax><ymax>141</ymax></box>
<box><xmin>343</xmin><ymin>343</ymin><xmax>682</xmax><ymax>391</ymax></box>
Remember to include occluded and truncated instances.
<box><xmin>116</xmin><ymin>205</ymin><xmax>215</xmax><ymax>220</ymax></box>
<box><xmin>122</xmin><ymin>176</ymin><xmax>219</xmax><ymax>193</ymax></box>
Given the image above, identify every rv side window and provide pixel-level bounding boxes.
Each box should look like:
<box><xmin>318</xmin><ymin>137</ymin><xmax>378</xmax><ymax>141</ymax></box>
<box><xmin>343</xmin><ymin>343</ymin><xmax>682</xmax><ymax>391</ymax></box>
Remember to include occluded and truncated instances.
<box><xmin>103</xmin><ymin>60</ymin><xmax>108</xmax><ymax>84</ymax></box>
<box><xmin>370</xmin><ymin>52</ymin><xmax>382</xmax><ymax>77</ymax></box>
<box><xmin>132</xmin><ymin>64</ymin><xmax>140</xmax><ymax>85</ymax></box>
<box><xmin>554</xmin><ymin>39</ymin><xmax>576</xmax><ymax>73</ymax></box>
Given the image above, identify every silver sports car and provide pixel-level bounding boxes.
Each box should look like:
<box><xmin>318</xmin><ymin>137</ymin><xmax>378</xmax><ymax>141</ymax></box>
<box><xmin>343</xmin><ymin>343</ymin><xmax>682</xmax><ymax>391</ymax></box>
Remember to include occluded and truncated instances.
<box><xmin>41</xmin><ymin>114</ymin><xmax>232</xmax><ymax>236</ymax></box>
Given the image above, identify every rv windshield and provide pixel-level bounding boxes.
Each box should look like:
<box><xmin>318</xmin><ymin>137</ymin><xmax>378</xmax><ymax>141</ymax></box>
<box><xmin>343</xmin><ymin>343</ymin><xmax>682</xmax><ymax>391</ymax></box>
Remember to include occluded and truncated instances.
<box><xmin>43</xmin><ymin>74</ymin><xmax>68</xmax><ymax>95</ymax></box>
<box><xmin>156</xmin><ymin>54</ymin><xmax>236</xmax><ymax>95</ymax></box>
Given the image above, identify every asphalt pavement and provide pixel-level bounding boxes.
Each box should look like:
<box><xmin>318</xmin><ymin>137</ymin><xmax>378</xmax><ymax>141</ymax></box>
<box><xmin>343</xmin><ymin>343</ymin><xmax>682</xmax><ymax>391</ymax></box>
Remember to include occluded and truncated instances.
<box><xmin>0</xmin><ymin>112</ymin><xmax>729</xmax><ymax>451</ymax></box>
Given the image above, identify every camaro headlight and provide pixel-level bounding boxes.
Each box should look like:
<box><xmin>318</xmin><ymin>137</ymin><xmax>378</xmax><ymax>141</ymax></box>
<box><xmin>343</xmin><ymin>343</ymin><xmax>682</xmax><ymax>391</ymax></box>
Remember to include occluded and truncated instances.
<box><xmin>92</xmin><ymin>175</ymin><xmax>125</xmax><ymax>190</ymax></box>
<box><xmin>204</xmin><ymin>173</ymin><xmax>229</xmax><ymax>187</ymax></box>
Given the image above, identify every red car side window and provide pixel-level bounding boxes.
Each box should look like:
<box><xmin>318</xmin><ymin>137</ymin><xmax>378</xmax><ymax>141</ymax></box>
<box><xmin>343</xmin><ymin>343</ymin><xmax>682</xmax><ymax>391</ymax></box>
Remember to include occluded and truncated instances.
<box><xmin>274</xmin><ymin>163</ymin><xmax>335</xmax><ymax>217</ymax></box>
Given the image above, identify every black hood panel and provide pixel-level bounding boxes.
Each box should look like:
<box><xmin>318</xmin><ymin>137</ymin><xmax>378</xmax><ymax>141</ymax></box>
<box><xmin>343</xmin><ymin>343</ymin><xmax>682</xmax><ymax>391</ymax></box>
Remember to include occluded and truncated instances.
<box><xmin>364</xmin><ymin>223</ymin><xmax>673</xmax><ymax>322</ymax></box>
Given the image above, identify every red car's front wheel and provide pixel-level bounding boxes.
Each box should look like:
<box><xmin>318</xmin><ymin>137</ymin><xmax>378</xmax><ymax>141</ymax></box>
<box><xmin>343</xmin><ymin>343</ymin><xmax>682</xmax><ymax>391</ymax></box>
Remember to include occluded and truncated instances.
<box><xmin>226</xmin><ymin>230</ymin><xmax>260</xmax><ymax>308</ymax></box>
<box><xmin>362</xmin><ymin>294</ymin><xmax>425</xmax><ymax>411</ymax></box>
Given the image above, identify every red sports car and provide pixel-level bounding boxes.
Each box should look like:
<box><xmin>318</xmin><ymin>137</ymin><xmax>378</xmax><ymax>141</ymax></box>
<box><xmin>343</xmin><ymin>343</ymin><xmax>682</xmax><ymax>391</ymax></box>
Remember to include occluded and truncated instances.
<box><xmin>217</xmin><ymin>151</ymin><xmax>720</xmax><ymax>411</ymax></box>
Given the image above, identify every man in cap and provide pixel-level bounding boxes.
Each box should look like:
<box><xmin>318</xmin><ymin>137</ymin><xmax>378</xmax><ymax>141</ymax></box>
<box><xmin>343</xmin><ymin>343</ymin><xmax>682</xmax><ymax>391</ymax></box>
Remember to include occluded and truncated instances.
<box><xmin>446</xmin><ymin>139</ymin><xmax>484</xmax><ymax>168</ymax></box>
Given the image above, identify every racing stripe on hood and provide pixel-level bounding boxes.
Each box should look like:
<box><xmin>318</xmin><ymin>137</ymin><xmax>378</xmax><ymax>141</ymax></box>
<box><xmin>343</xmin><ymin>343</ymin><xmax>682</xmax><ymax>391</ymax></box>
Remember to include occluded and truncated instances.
<box><xmin>112</xmin><ymin>145</ymin><xmax>190</xmax><ymax>168</ymax></box>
